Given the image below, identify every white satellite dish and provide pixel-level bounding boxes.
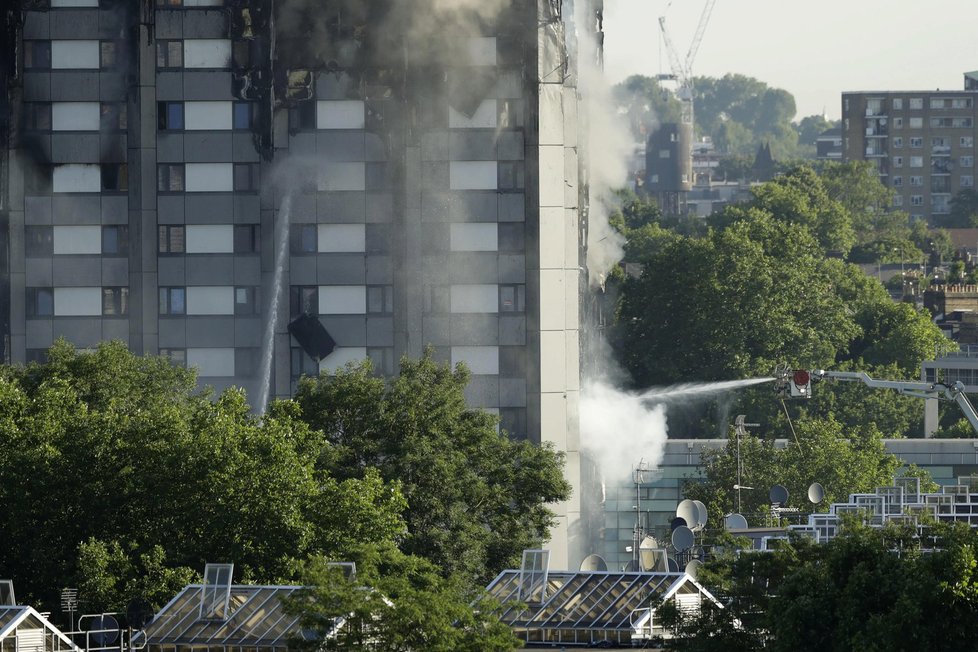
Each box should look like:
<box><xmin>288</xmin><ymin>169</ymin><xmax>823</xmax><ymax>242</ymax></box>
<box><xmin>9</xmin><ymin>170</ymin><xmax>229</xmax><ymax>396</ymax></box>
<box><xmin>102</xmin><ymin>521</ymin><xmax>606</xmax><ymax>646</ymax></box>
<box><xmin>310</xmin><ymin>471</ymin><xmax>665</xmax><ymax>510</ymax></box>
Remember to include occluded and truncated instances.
<box><xmin>676</xmin><ymin>499</ymin><xmax>698</xmax><ymax>527</ymax></box>
<box><xmin>685</xmin><ymin>559</ymin><xmax>703</xmax><ymax>580</ymax></box>
<box><xmin>580</xmin><ymin>554</ymin><xmax>608</xmax><ymax>572</ymax></box>
<box><xmin>808</xmin><ymin>482</ymin><xmax>825</xmax><ymax>504</ymax></box>
<box><xmin>724</xmin><ymin>512</ymin><xmax>749</xmax><ymax>530</ymax></box>
<box><xmin>692</xmin><ymin>500</ymin><xmax>708</xmax><ymax>529</ymax></box>
<box><xmin>671</xmin><ymin>525</ymin><xmax>695</xmax><ymax>552</ymax></box>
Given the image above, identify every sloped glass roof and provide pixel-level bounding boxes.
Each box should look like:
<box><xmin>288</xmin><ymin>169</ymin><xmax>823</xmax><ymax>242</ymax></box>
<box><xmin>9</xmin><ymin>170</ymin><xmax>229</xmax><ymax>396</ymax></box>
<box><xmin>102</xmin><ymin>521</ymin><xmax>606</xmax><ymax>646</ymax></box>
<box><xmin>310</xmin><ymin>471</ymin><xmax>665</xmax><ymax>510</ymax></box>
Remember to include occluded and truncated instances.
<box><xmin>0</xmin><ymin>606</ymin><xmax>81</xmax><ymax>652</ymax></box>
<box><xmin>485</xmin><ymin>570</ymin><xmax>708</xmax><ymax>633</ymax></box>
<box><xmin>141</xmin><ymin>585</ymin><xmax>304</xmax><ymax>648</ymax></box>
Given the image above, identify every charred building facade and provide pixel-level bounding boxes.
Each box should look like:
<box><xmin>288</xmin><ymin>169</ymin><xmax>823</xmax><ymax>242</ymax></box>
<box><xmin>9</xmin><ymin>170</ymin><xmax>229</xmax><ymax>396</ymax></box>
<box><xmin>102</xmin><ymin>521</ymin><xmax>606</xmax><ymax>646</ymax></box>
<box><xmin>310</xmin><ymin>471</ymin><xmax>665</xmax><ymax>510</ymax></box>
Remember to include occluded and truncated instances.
<box><xmin>0</xmin><ymin>0</ymin><xmax>592</xmax><ymax>567</ymax></box>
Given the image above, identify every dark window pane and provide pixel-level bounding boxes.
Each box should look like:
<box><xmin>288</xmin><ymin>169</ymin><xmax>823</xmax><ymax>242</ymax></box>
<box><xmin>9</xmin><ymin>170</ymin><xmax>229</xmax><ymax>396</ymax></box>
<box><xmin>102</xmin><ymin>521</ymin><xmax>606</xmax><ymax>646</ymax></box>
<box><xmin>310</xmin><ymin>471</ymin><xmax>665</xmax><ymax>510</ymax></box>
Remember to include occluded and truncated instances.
<box><xmin>233</xmin><ymin>102</ymin><xmax>252</xmax><ymax>129</ymax></box>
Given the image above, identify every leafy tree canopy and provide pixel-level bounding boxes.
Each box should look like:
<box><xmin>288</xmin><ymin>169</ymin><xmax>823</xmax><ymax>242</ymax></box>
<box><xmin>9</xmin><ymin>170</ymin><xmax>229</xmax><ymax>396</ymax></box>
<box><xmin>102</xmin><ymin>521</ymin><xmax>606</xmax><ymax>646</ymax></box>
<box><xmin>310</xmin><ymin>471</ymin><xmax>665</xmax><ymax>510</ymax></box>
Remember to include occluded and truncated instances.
<box><xmin>295</xmin><ymin>351</ymin><xmax>571</xmax><ymax>586</ymax></box>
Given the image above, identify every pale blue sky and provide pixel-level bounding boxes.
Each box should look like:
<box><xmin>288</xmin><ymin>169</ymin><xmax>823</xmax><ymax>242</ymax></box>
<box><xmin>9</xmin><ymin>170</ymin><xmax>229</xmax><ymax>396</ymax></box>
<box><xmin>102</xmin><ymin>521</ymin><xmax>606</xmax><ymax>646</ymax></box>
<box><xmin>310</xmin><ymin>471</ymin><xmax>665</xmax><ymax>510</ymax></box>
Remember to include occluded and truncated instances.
<box><xmin>604</xmin><ymin>0</ymin><xmax>978</xmax><ymax>120</ymax></box>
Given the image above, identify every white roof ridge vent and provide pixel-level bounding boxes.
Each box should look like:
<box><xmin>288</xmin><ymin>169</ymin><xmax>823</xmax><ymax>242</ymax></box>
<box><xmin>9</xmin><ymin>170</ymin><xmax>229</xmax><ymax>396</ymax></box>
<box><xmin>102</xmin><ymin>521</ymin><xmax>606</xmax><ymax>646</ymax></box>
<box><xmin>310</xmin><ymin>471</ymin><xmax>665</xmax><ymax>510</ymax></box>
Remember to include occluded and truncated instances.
<box><xmin>199</xmin><ymin>563</ymin><xmax>234</xmax><ymax>621</ymax></box>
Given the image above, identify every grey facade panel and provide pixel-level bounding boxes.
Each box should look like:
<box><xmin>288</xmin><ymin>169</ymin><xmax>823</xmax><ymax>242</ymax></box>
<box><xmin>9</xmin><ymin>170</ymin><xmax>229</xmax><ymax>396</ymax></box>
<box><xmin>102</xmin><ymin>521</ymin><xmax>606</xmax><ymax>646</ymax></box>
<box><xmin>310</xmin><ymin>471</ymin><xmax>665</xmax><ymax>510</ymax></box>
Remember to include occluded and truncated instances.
<box><xmin>317</xmin><ymin>132</ymin><xmax>365</xmax><ymax>161</ymax></box>
<box><xmin>101</xmin><ymin>196</ymin><xmax>129</xmax><ymax>224</ymax></box>
<box><xmin>156</xmin><ymin>73</ymin><xmax>184</xmax><ymax>101</ymax></box>
<box><xmin>234</xmin><ymin>317</ymin><xmax>262</xmax><ymax>347</ymax></box>
<box><xmin>288</xmin><ymin>133</ymin><xmax>317</xmax><ymax>157</ymax></box>
<box><xmin>100</xmin><ymin>135</ymin><xmax>128</xmax><ymax>162</ymax></box>
<box><xmin>51</xmin><ymin>134</ymin><xmax>100</xmax><ymax>163</ymax></box>
<box><xmin>318</xmin><ymin>192</ymin><xmax>366</xmax><ymax>222</ymax></box>
<box><xmin>50</xmin><ymin>72</ymin><xmax>100</xmax><ymax>101</ymax></box>
<box><xmin>445</xmin><ymin>253</ymin><xmax>498</xmax><ymax>283</ymax></box>
<box><xmin>155</xmin><ymin>11</ymin><xmax>183</xmax><ymax>38</ymax></box>
<box><xmin>320</xmin><ymin>316</ymin><xmax>367</xmax><ymax>346</ymax></box>
<box><xmin>52</xmin><ymin>196</ymin><xmax>101</xmax><ymax>224</ymax></box>
<box><xmin>98</xmin><ymin>74</ymin><xmax>127</xmax><ymax>101</ymax></box>
<box><xmin>232</xmin><ymin>134</ymin><xmax>261</xmax><ymax>161</ymax></box>
<box><xmin>184</xmin><ymin>133</ymin><xmax>233</xmax><ymax>162</ymax></box>
<box><xmin>421</xmin><ymin>162</ymin><xmax>449</xmax><ymax>189</ymax></box>
<box><xmin>53</xmin><ymin>257</ymin><xmax>102</xmax><ymax>286</ymax></box>
<box><xmin>499</xmin><ymin>193</ymin><xmax>526</xmax><ymax>222</ymax></box>
<box><xmin>157</xmin><ymin>257</ymin><xmax>186</xmax><ymax>285</ymax></box>
<box><xmin>102</xmin><ymin>319</ymin><xmax>130</xmax><ymax>343</ymax></box>
<box><xmin>497</xmin><ymin>131</ymin><xmax>525</xmax><ymax>160</ymax></box>
<box><xmin>185</xmin><ymin>194</ymin><xmax>234</xmax><ymax>223</ymax></box>
<box><xmin>316</xmin><ymin>254</ymin><xmax>366</xmax><ymax>284</ymax></box>
<box><xmin>157</xmin><ymin>134</ymin><xmax>185</xmax><ymax>162</ymax></box>
<box><xmin>498</xmin><ymin>254</ymin><xmax>526</xmax><ymax>283</ymax></box>
<box><xmin>181</xmin><ymin>10</ymin><xmax>226</xmax><ymax>37</ymax></box>
<box><xmin>25</xmin><ymin>197</ymin><xmax>53</xmax><ymax>225</ymax></box>
<box><xmin>53</xmin><ymin>318</ymin><xmax>102</xmax><ymax>347</ymax></box>
<box><xmin>499</xmin><ymin>378</ymin><xmax>528</xmax><ymax>407</ymax></box>
<box><xmin>101</xmin><ymin>258</ymin><xmax>129</xmax><ymax>285</ymax></box>
<box><xmin>464</xmin><ymin>376</ymin><xmax>499</xmax><ymax>408</ymax></box>
<box><xmin>157</xmin><ymin>197</ymin><xmax>185</xmax><ymax>224</ymax></box>
<box><xmin>421</xmin><ymin>315</ymin><xmax>451</xmax><ymax>345</ymax></box>
<box><xmin>233</xmin><ymin>257</ymin><xmax>261</xmax><ymax>285</ymax></box>
<box><xmin>366</xmin><ymin>316</ymin><xmax>394</xmax><ymax>346</ymax></box>
<box><xmin>499</xmin><ymin>315</ymin><xmax>526</xmax><ymax>345</ymax></box>
<box><xmin>25</xmin><ymin>258</ymin><xmax>53</xmax><ymax>286</ymax></box>
<box><xmin>290</xmin><ymin>193</ymin><xmax>317</xmax><ymax>221</ymax></box>
<box><xmin>422</xmin><ymin>132</ymin><xmax>449</xmax><ymax>161</ymax></box>
<box><xmin>23</xmin><ymin>73</ymin><xmax>51</xmax><ymax>101</ymax></box>
<box><xmin>183</xmin><ymin>72</ymin><xmax>234</xmax><ymax>100</ymax></box>
<box><xmin>186</xmin><ymin>317</ymin><xmax>236</xmax><ymax>347</ymax></box>
<box><xmin>365</xmin><ymin>255</ymin><xmax>393</xmax><ymax>284</ymax></box>
<box><xmin>450</xmin><ymin>131</ymin><xmax>497</xmax><ymax>160</ymax></box>
<box><xmin>25</xmin><ymin>320</ymin><xmax>54</xmax><ymax>349</ymax></box>
<box><xmin>158</xmin><ymin>319</ymin><xmax>187</xmax><ymax>347</ymax></box>
<box><xmin>49</xmin><ymin>10</ymin><xmax>99</xmax><ymax>38</ymax></box>
<box><xmin>364</xmin><ymin>134</ymin><xmax>387</xmax><ymax>162</ymax></box>
<box><xmin>186</xmin><ymin>256</ymin><xmax>234</xmax><ymax>284</ymax></box>
<box><xmin>22</xmin><ymin>12</ymin><xmax>50</xmax><ymax>39</ymax></box>
<box><xmin>233</xmin><ymin>194</ymin><xmax>260</xmax><ymax>222</ymax></box>
<box><xmin>449</xmin><ymin>313</ymin><xmax>499</xmax><ymax>345</ymax></box>
<box><xmin>365</xmin><ymin>193</ymin><xmax>393</xmax><ymax>223</ymax></box>
<box><xmin>289</xmin><ymin>257</ymin><xmax>317</xmax><ymax>284</ymax></box>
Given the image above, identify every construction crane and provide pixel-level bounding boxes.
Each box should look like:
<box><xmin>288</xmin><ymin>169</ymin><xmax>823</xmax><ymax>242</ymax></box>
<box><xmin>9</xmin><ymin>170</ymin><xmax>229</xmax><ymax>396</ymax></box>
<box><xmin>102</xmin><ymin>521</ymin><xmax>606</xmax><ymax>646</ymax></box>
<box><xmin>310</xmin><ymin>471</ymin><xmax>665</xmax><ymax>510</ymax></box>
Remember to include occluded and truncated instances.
<box><xmin>657</xmin><ymin>0</ymin><xmax>717</xmax><ymax>128</ymax></box>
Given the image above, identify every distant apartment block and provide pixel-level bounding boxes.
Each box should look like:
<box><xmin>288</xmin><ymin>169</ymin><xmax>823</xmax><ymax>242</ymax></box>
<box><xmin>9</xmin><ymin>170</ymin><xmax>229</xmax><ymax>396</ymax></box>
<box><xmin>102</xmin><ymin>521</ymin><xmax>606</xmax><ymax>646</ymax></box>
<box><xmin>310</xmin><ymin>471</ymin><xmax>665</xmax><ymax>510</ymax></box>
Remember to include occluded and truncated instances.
<box><xmin>816</xmin><ymin>126</ymin><xmax>842</xmax><ymax>161</ymax></box>
<box><xmin>843</xmin><ymin>72</ymin><xmax>978</xmax><ymax>222</ymax></box>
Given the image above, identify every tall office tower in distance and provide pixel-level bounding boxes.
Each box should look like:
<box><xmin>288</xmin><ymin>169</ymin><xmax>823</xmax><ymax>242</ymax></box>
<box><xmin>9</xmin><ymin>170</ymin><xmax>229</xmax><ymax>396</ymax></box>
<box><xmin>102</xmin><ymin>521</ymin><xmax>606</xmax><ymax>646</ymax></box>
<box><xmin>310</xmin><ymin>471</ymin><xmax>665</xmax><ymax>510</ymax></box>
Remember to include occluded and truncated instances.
<box><xmin>0</xmin><ymin>0</ymin><xmax>592</xmax><ymax>568</ymax></box>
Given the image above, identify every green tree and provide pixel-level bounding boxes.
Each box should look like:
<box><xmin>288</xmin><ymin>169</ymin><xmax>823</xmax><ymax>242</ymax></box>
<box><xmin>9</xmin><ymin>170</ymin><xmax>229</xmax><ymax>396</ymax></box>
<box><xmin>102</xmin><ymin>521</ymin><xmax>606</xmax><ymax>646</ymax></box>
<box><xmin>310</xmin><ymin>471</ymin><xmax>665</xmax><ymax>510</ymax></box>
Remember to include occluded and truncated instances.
<box><xmin>684</xmin><ymin>418</ymin><xmax>903</xmax><ymax>525</ymax></box>
<box><xmin>946</xmin><ymin>188</ymin><xmax>978</xmax><ymax>228</ymax></box>
<box><xmin>618</xmin><ymin>208</ymin><xmax>857</xmax><ymax>386</ymax></box>
<box><xmin>285</xmin><ymin>543</ymin><xmax>518</xmax><ymax>651</ymax></box>
<box><xmin>0</xmin><ymin>341</ymin><xmax>407</xmax><ymax>614</ymax></box>
<box><xmin>295</xmin><ymin>352</ymin><xmax>571</xmax><ymax>585</ymax></box>
<box><xmin>794</xmin><ymin>114</ymin><xmax>837</xmax><ymax>150</ymax></box>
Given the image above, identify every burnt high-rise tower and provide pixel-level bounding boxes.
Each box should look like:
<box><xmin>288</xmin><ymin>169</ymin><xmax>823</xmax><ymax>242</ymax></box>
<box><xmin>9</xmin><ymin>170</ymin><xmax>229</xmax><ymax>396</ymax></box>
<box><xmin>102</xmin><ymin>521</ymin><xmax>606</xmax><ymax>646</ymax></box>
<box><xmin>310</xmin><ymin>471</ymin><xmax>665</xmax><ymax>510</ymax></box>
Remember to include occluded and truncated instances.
<box><xmin>0</xmin><ymin>0</ymin><xmax>592</xmax><ymax>567</ymax></box>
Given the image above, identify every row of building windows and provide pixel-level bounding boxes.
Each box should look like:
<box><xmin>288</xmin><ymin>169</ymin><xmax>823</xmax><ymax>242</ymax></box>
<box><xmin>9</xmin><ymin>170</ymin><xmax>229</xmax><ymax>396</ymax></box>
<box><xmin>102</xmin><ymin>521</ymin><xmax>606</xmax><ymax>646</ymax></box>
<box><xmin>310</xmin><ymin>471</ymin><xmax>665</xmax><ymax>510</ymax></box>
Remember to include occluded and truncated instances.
<box><xmin>25</xmin><ymin>225</ymin><xmax>128</xmax><ymax>257</ymax></box>
<box><xmin>24</xmin><ymin>40</ymin><xmax>123</xmax><ymax>71</ymax></box>
<box><xmin>27</xmin><ymin>286</ymin><xmax>128</xmax><ymax>317</ymax></box>
<box><xmin>157</xmin><ymin>163</ymin><xmax>259</xmax><ymax>192</ymax></box>
<box><xmin>851</xmin><ymin>97</ymin><xmax>976</xmax><ymax>114</ymax></box>
<box><xmin>158</xmin><ymin>225</ymin><xmax>259</xmax><ymax>254</ymax></box>
<box><xmin>892</xmin><ymin>175</ymin><xmax>972</xmax><ymax>190</ymax></box>
<box><xmin>892</xmin><ymin>136</ymin><xmax>974</xmax><ymax>149</ymax></box>
<box><xmin>23</xmin><ymin>103</ymin><xmax>126</xmax><ymax>132</ymax></box>
<box><xmin>157</xmin><ymin>101</ymin><xmax>254</xmax><ymax>131</ymax></box>
<box><xmin>26</xmin><ymin>164</ymin><xmax>128</xmax><ymax>194</ymax></box>
<box><xmin>159</xmin><ymin>286</ymin><xmax>259</xmax><ymax>315</ymax></box>
<box><xmin>891</xmin><ymin>156</ymin><xmax>973</xmax><ymax>169</ymax></box>
<box><xmin>288</xmin><ymin>283</ymin><xmax>526</xmax><ymax>318</ymax></box>
<box><xmin>892</xmin><ymin>195</ymin><xmax>952</xmax><ymax>212</ymax></box>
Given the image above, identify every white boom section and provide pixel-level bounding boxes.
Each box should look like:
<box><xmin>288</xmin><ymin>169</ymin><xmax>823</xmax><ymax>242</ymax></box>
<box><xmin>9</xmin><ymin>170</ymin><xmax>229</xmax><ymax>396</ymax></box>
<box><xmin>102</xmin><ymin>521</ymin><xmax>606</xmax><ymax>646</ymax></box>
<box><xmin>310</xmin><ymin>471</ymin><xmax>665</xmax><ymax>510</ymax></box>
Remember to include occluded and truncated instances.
<box><xmin>813</xmin><ymin>370</ymin><xmax>978</xmax><ymax>435</ymax></box>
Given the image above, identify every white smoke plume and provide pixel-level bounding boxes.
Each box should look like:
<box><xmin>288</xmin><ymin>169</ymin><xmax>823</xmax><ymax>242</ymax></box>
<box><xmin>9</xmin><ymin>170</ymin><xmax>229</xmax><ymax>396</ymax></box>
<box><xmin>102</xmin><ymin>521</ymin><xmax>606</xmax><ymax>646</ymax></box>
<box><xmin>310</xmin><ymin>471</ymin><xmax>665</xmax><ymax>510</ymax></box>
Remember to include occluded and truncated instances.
<box><xmin>580</xmin><ymin>381</ymin><xmax>668</xmax><ymax>484</ymax></box>
<box><xmin>574</xmin><ymin>3</ymin><xmax>633</xmax><ymax>289</ymax></box>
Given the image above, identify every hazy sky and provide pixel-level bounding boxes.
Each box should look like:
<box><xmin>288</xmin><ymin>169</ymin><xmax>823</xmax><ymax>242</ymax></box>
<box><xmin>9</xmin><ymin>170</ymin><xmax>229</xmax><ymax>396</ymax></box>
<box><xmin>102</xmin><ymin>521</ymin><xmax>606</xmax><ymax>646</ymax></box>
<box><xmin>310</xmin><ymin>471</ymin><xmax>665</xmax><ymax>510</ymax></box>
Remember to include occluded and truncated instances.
<box><xmin>603</xmin><ymin>0</ymin><xmax>978</xmax><ymax>121</ymax></box>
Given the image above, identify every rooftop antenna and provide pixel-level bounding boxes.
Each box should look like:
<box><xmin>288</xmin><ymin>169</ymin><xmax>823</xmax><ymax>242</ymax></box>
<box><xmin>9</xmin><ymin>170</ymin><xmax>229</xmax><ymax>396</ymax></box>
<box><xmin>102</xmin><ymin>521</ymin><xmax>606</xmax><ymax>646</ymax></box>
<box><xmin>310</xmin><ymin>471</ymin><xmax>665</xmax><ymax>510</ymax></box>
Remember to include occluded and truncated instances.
<box><xmin>632</xmin><ymin>459</ymin><xmax>653</xmax><ymax>566</ymax></box>
<box><xmin>733</xmin><ymin>415</ymin><xmax>759</xmax><ymax>512</ymax></box>
<box><xmin>200</xmin><ymin>563</ymin><xmax>234</xmax><ymax>621</ymax></box>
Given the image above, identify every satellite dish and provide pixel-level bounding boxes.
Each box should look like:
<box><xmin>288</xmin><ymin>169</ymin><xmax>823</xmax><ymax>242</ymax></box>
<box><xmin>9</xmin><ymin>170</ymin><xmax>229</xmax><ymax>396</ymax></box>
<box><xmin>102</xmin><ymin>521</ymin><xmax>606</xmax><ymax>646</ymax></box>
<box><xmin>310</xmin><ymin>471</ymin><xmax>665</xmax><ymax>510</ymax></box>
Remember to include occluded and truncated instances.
<box><xmin>670</xmin><ymin>517</ymin><xmax>687</xmax><ymax>531</ymax></box>
<box><xmin>808</xmin><ymin>482</ymin><xmax>825</xmax><ymax>504</ymax></box>
<box><xmin>90</xmin><ymin>615</ymin><xmax>120</xmax><ymax>646</ymax></box>
<box><xmin>769</xmin><ymin>484</ymin><xmax>789</xmax><ymax>505</ymax></box>
<box><xmin>126</xmin><ymin>598</ymin><xmax>153</xmax><ymax>629</ymax></box>
<box><xmin>685</xmin><ymin>559</ymin><xmax>703</xmax><ymax>580</ymax></box>
<box><xmin>580</xmin><ymin>554</ymin><xmax>608</xmax><ymax>572</ymax></box>
<box><xmin>671</xmin><ymin>525</ymin><xmax>695</xmax><ymax>552</ymax></box>
<box><xmin>676</xmin><ymin>499</ymin><xmax>698</xmax><ymax>527</ymax></box>
<box><xmin>724</xmin><ymin>513</ymin><xmax>749</xmax><ymax>530</ymax></box>
<box><xmin>623</xmin><ymin>560</ymin><xmax>639</xmax><ymax>572</ymax></box>
<box><xmin>667</xmin><ymin>556</ymin><xmax>680</xmax><ymax>572</ymax></box>
<box><xmin>638</xmin><ymin>536</ymin><xmax>664</xmax><ymax>572</ymax></box>
<box><xmin>692</xmin><ymin>500</ymin><xmax>708</xmax><ymax>529</ymax></box>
